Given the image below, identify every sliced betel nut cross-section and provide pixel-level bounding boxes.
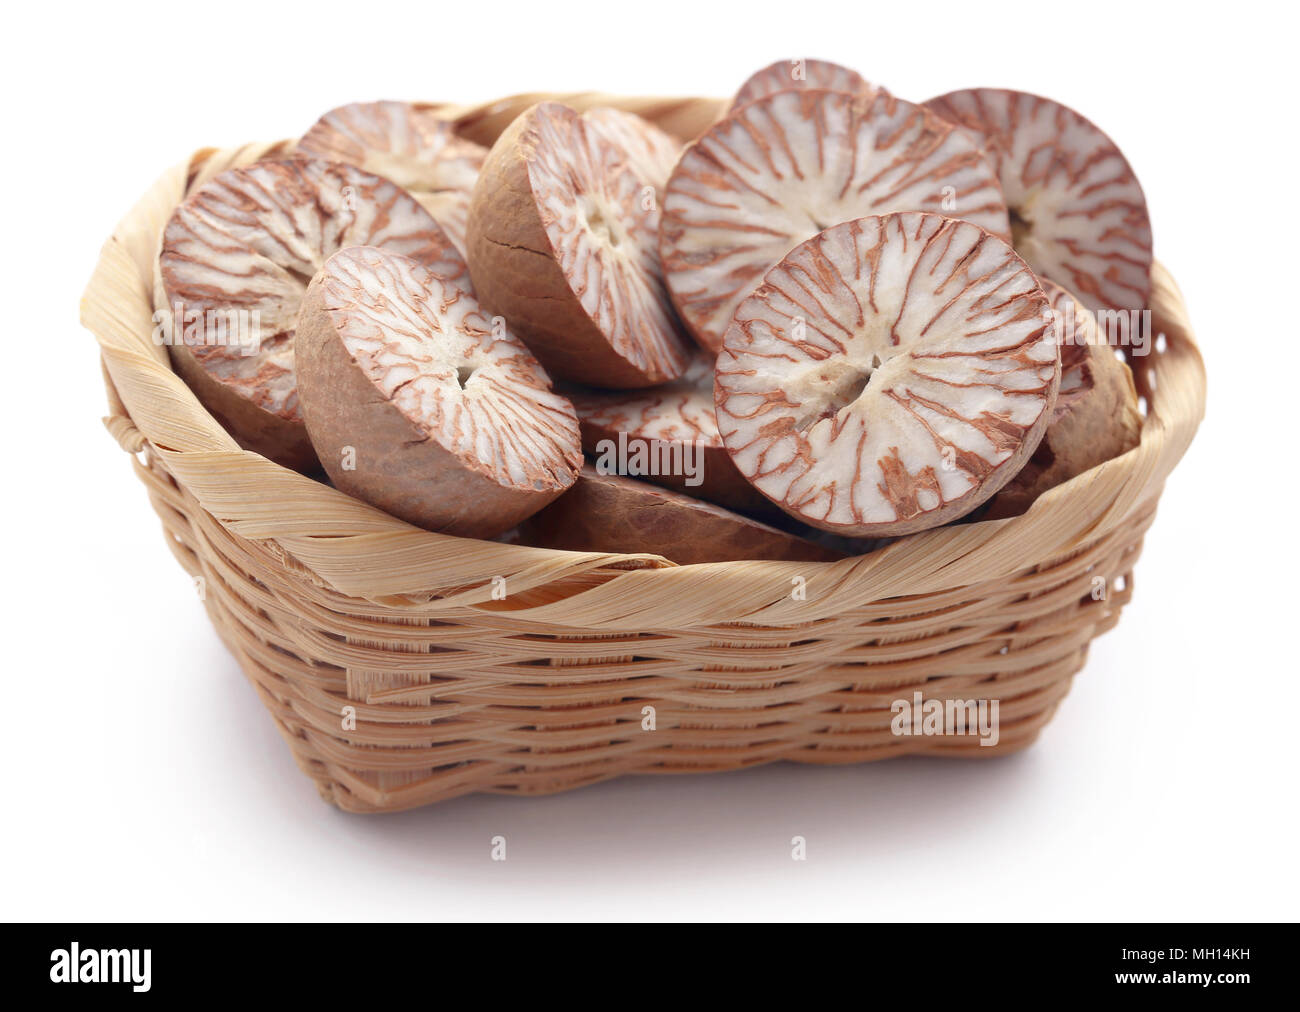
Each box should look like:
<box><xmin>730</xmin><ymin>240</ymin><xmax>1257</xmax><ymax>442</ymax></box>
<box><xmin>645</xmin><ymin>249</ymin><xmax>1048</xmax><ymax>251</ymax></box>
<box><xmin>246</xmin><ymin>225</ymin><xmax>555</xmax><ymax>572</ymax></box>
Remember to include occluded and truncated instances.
<box><xmin>729</xmin><ymin>57</ymin><xmax>876</xmax><ymax>112</ymax></box>
<box><xmin>923</xmin><ymin>88</ymin><xmax>1153</xmax><ymax>315</ymax></box>
<box><xmin>715</xmin><ymin>212</ymin><xmax>1060</xmax><ymax>538</ymax></box>
<box><xmin>466</xmin><ymin>101</ymin><xmax>695</xmax><ymax>389</ymax></box>
<box><xmin>297</xmin><ymin>101</ymin><xmax>487</xmax><ymax>255</ymax></box>
<box><xmin>661</xmin><ymin>88</ymin><xmax>1010</xmax><ymax>353</ymax></box>
<box><xmin>158</xmin><ymin>158</ymin><xmax>462</xmax><ymax>471</ymax></box>
<box><xmin>295</xmin><ymin>246</ymin><xmax>582</xmax><ymax>538</ymax></box>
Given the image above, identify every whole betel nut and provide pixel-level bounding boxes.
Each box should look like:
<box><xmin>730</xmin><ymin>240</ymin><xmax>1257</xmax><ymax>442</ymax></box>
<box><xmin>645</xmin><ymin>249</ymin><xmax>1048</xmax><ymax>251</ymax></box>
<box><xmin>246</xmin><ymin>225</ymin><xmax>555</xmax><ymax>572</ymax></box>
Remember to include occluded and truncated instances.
<box><xmin>715</xmin><ymin>212</ymin><xmax>1060</xmax><ymax>537</ymax></box>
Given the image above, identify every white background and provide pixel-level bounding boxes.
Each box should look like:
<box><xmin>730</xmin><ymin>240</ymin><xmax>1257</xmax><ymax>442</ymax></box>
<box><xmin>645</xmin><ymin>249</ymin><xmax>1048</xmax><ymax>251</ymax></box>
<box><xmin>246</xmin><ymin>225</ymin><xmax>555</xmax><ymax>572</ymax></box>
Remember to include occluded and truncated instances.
<box><xmin>3</xmin><ymin>0</ymin><xmax>1296</xmax><ymax>921</ymax></box>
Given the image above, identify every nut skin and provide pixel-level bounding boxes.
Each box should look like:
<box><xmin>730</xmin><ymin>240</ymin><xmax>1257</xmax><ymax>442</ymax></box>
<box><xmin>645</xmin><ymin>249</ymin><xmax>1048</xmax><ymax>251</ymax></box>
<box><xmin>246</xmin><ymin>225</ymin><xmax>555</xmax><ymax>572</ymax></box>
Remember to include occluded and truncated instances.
<box><xmin>295</xmin><ymin>273</ymin><xmax>574</xmax><ymax>539</ymax></box>
<box><xmin>466</xmin><ymin>107</ymin><xmax>688</xmax><ymax>389</ymax></box>
<box><xmin>521</xmin><ymin>467</ymin><xmax>842</xmax><ymax>565</ymax></box>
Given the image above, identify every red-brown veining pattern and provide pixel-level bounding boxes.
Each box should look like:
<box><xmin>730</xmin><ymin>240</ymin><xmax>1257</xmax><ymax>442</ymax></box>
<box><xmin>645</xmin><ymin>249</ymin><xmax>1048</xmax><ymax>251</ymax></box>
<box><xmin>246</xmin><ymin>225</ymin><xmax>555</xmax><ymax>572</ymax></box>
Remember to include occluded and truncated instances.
<box><xmin>924</xmin><ymin>88</ymin><xmax>1152</xmax><ymax>315</ymax></box>
<box><xmin>160</xmin><ymin>160</ymin><xmax>458</xmax><ymax>422</ymax></box>
<box><xmin>730</xmin><ymin>58</ymin><xmax>876</xmax><ymax>112</ymax></box>
<box><xmin>298</xmin><ymin>101</ymin><xmax>486</xmax><ymax>252</ymax></box>
<box><xmin>661</xmin><ymin>89</ymin><xmax>1009</xmax><ymax>352</ymax></box>
<box><xmin>521</xmin><ymin>103</ymin><xmax>693</xmax><ymax>379</ymax></box>
<box><xmin>582</xmin><ymin>107</ymin><xmax>682</xmax><ymax>195</ymax></box>
<box><xmin>570</xmin><ymin>352</ymin><xmax>720</xmax><ymax>446</ymax></box>
<box><xmin>715</xmin><ymin>213</ymin><xmax>1058</xmax><ymax>535</ymax></box>
<box><xmin>320</xmin><ymin>246</ymin><xmax>581</xmax><ymax>490</ymax></box>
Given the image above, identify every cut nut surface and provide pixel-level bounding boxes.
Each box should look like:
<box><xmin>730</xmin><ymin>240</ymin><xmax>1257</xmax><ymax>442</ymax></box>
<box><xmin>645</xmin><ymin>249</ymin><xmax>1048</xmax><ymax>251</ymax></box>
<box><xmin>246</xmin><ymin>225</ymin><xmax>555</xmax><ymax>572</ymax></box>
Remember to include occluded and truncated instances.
<box><xmin>569</xmin><ymin>352</ymin><xmax>774</xmax><ymax>515</ymax></box>
<box><xmin>985</xmin><ymin>279</ymin><xmax>1142</xmax><ymax>518</ymax></box>
<box><xmin>295</xmin><ymin>246</ymin><xmax>582</xmax><ymax>537</ymax></box>
<box><xmin>924</xmin><ymin>88</ymin><xmax>1152</xmax><ymax>315</ymax></box>
<box><xmin>466</xmin><ymin>102</ymin><xmax>694</xmax><ymax>388</ymax></box>
<box><xmin>715</xmin><ymin>212</ymin><xmax>1059</xmax><ymax>537</ymax></box>
<box><xmin>159</xmin><ymin>158</ymin><xmax>460</xmax><ymax>470</ymax></box>
<box><xmin>661</xmin><ymin>89</ymin><xmax>1010</xmax><ymax>352</ymax></box>
<box><xmin>582</xmin><ymin>107</ymin><xmax>681</xmax><ymax>196</ymax></box>
<box><xmin>731</xmin><ymin>58</ymin><xmax>875</xmax><ymax>111</ymax></box>
<box><xmin>521</xmin><ymin>466</ymin><xmax>841</xmax><ymax>564</ymax></box>
<box><xmin>297</xmin><ymin>101</ymin><xmax>487</xmax><ymax>254</ymax></box>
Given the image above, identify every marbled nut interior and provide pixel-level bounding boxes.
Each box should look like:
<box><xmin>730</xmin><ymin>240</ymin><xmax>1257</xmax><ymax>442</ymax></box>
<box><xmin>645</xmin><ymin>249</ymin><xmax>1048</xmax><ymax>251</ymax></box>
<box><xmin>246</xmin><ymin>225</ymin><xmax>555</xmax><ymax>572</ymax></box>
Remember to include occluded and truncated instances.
<box><xmin>715</xmin><ymin>212</ymin><xmax>1059</xmax><ymax>536</ymax></box>
<box><xmin>924</xmin><ymin>88</ymin><xmax>1152</xmax><ymax>315</ymax></box>
<box><xmin>160</xmin><ymin>159</ymin><xmax>458</xmax><ymax>420</ymax></box>
<box><xmin>298</xmin><ymin>101</ymin><xmax>487</xmax><ymax>254</ymax></box>
<box><xmin>582</xmin><ymin>107</ymin><xmax>681</xmax><ymax>196</ymax></box>
<box><xmin>570</xmin><ymin>352</ymin><xmax>720</xmax><ymax>446</ymax></box>
<box><xmin>731</xmin><ymin>57</ymin><xmax>876</xmax><ymax>111</ymax></box>
<box><xmin>661</xmin><ymin>89</ymin><xmax>1011</xmax><ymax>352</ymax></box>
<box><xmin>522</xmin><ymin>103</ymin><xmax>691</xmax><ymax>379</ymax></box>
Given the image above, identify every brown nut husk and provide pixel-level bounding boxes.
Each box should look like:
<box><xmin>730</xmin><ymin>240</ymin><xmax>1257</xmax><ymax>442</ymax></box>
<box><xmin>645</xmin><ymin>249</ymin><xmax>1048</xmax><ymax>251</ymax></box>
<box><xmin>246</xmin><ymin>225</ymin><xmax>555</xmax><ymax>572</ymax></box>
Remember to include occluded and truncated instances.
<box><xmin>158</xmin><ymin>158</ymin><xmax>461</xmax><ymax>471</ymax></box>
<box><xmin>923</xmin><ymin>88</ymin><xmax>1152</xmax><ymax>316</ymax></box>
<box><xmin>295</xmin><ymin>246</ymin><xmax>582</xmax><ymax>538</ymax></box>
<box><xmin>984</xmin><ymin>280</ymin><xmax>1142</xmax><ymax>519</ymax></box>
<box><xmin>521</xmin><ymin>466</ymin><xmax>842</xmax><ymax>564</ymax></box>
<box><xmin>297</xmin><ymin>101</ymin><xmax>487</xmax><ymax>255</ymax></box>
<box><xmin>466</xmin><ymin>102</ymin><xmax>694</xmax><ymax>388</ymax></box>
<box><xmin>716</xmin><ymin>212</ymin><xmax>1059</xmax><ymax>538</ymax></box>
<box><xmin>569</xmin><ymin>352</ymin><xmax>778</xmax><ymax>518</ymax></box>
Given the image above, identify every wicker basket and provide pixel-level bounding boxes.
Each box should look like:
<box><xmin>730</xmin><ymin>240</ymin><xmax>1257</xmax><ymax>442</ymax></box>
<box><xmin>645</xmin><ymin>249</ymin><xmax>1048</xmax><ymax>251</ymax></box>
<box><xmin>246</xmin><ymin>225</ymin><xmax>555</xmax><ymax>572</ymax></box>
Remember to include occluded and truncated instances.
<box><xmin>80</xmin><ymin>94</ymin><xmax>1207</xmax><ymax>813</ymax></box>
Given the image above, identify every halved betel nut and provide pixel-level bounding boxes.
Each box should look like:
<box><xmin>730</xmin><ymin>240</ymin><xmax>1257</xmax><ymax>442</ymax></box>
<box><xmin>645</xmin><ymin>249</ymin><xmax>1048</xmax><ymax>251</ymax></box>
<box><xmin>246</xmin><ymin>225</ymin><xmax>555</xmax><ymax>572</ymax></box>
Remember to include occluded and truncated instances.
<box><xmin>715</xmin><ymin>212</ymin><xmax>1060</xmax><ymax>537</ymax></box>
<box><xmin>158</xmin><ymin>158</ymin><xmax>461</xmax><ymax>470</ymax></box>
<box><xmin>924</xmin><ymin>88</ymin><xmax>1152</xmax><ymax>315</ymax></box>
<box><xmin>466</xmin><ymin>102</ymin><xmax>694</xmax><ymax>389</ymax></box>
<box><xmin>295</xmin><ymin>246</ymin><xmax>582</xmax><ymax>537</ymax></box>
<box><xmin>661</xmin><ymin>89</ymin><xmax>1010</xmax><ymax>353</ymax></box>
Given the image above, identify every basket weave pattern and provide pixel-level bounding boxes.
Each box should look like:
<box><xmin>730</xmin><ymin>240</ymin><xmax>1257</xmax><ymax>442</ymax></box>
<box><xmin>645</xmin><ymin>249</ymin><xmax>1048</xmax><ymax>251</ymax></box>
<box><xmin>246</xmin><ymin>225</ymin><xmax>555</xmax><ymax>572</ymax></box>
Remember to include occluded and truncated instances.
<box><xmin>82</xmin><ymin>95</ymin><xmax>1206</xmax><ymax>812</ymax></box>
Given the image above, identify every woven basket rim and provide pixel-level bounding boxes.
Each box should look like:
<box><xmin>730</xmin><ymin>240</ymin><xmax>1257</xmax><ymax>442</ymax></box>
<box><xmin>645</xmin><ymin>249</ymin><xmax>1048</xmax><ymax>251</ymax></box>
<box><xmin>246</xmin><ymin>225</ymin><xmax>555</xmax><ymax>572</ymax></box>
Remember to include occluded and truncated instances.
<box><xmin>79</xmin><ymin>99</ymin><xmax>1206</xmax><ymax>628</ymax></box>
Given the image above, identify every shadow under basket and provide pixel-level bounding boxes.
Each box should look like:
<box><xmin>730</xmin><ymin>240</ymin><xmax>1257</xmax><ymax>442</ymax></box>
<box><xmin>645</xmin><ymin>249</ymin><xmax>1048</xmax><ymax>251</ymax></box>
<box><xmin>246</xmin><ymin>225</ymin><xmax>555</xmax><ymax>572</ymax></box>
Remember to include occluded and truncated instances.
<box><xmin>81</xmin><ymin>94</ymin><xmax>1207</xmax><ymax>813</ymax></box>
